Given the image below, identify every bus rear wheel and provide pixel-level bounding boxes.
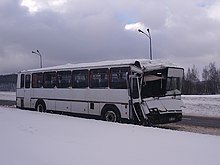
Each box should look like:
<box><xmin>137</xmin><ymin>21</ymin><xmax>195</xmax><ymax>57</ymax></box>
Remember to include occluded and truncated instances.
<box><xmin>102</xmin><ymin>106</ymin><xmax>121</xmax><ymax>122</ymax></box>
<box><xmin>35</xmin><ymin>101</ymin><xmax>46</xmax><ymax>112</ymax></box>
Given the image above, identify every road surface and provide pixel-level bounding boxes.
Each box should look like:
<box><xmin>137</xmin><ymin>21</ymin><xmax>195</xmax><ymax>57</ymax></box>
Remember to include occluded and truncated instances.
<box><xmin>180</xmin><ymin>115</ymin><xmax>220</xmax><ymax>128</ymax></box>
<box><xmin>157</xmin><ymin>115</ymin><xmax>220</xmax><ymax>136</ymax></box>
<box><xmin>0</xmin><ymin>100</ymin><xmax>16</xmax><ymax>106</ymax></box>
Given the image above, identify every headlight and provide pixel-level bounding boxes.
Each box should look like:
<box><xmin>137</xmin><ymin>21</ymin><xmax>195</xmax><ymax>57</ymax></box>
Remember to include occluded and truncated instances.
<box><xmin>149</xmin><ymin>108</ymin><xmax>159</xmax><ymax>114</ymax></box>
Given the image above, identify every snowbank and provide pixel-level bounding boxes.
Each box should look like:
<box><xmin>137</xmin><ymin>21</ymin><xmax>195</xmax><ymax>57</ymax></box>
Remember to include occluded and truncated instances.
<box><xmin>0</xmin><ymin>91</ymin><xmax>16</xmax><ymax>101</ymax></box>
<box><xmin>182</xmin><ymin>95</ymin><xmax>220</xmax><ymax>117</ymax></box>
<box><xmin>0</xmin><ymin>107</ymin><xmax>220</xmax><ymax>165</ymax></box>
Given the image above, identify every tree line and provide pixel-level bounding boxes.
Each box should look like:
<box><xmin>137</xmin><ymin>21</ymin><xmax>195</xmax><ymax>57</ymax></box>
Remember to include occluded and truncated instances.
<box><xmin>0</xmin><ymin>74</ymin><xmax>17</xmax><ymax>91</ymax></box>
<box><xmin>182</xmin><ymin>62</ymin><xmax>220</xmax><ymax>95</ymax></box>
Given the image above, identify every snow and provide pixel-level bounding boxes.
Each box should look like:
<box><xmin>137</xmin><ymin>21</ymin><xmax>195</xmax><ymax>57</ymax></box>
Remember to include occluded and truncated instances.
<box><xmin>0</xmin><ymin>91</ymin><xmax>16</xmax><ymax>101</ymax></box>
<box><xmin>0</xmin><ymin>107</ymin><xmax>220</xmax><ymax>165</ymax></box>
<box><xmin>182</xmin><ymin>95</ymin><xmax>220</xmax><ymax>118</ymax></box>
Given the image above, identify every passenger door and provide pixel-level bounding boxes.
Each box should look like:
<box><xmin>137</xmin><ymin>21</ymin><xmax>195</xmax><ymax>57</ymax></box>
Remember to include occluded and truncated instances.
<box><xmin>24</xmin><ymin>74</ymin><xmax>31</xmax><ymax>108</ymax></box>
<box><xmin>128</xmin><ymin>74</ymin><xmax>146</xmax><ymax>122</ymax></box>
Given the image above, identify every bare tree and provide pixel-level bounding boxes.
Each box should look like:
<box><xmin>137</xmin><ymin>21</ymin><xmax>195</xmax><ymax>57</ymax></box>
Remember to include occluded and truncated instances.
<box><xmin>183</xmin><ymin>65</ymin><xmax>200</xmax><ymax>94</ymax></box>
<box><xmin>202</xmin><ymin>62</ymin><xmax>220</xmax><ymax>94</ymax></box>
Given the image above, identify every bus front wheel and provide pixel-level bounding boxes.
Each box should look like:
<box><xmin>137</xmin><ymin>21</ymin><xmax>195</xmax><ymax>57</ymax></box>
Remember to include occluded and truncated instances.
<box><xmin>102</xmin><ymin>106</ymin><xmax>121</xmax><ymax>122</ymax></box>
<box><xmin>35</xmin><ymin>100</ymin><xmax>46</xmax><ymax>112</ymax></box>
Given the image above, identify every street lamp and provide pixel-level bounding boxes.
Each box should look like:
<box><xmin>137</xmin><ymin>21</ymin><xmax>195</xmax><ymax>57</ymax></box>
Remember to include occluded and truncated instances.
<box><xmin>32</xmin><ymin>50</ymin><xmax>43</xmax><ymax>68</ymax></box>
<box><xmin>138</xmin><ymin>28</ymin><xmax>153</xmax><ymax>60</ymax></box>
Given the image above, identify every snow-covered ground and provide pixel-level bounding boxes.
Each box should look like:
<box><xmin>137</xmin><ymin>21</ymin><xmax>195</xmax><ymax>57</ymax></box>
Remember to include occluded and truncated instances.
<box><xmin>182</xmin><ymin>95</ymin><xmax>220</xmax><ymax>118</ymax></box>
<box><xmin>0</xmin><ymin>91</ymin><xmax>16</xmax><ymax>101</ymax></box>
<box><xmin>0</xmin><ymin>107</ymin><xmax>220</xmax><ymax>165</ymax></box>
<box><xmin>0</xmin><ymin>92</ymin><xmax>220</xmax><ymax>118</ymax></box>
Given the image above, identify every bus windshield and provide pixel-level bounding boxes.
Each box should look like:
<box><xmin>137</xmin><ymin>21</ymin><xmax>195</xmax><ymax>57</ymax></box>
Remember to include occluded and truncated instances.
<box><xmin>166</xmin><ymin>77</ymin><xmax>182</xmax><ymax>95</ymax></box>
<box><xmin>141</xmin><ymin>67</ymin><xmax>183</xmax><ymax>98</ymax></box>
<box><xmin>141</xmin><ymin>70</ymin><xmax>166</xmax><ymax>98</ymax></box>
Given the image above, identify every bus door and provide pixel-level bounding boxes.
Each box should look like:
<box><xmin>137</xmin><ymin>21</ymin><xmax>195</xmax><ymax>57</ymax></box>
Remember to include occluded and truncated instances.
<box><xmin>128</xmin><ymin>74</ymin><xmax>146</xmax><ymax>123</ymax></box>
<box><xmin>24</xmin><ymin>74</ymin><xmax>31</xmax><ymax>108</ymax></box>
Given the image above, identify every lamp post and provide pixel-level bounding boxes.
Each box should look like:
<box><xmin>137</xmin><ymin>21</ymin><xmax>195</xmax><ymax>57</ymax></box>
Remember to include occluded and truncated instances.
<box><xmin>138</xmin><ymin>28</ymin><xmax>152</xmax><ymax>60</ymax></box>
<box><xmin>32</xmin><ymin>50</ymin><xmax>43</xmax><ymax>68</ymax></box>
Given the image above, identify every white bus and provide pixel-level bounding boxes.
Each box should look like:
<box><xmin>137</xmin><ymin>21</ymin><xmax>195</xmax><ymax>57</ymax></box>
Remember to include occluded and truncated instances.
<box><xmin>16</xmin><ymin>59</ymin><xmax>184</xmax><ymax>125</ymax></box>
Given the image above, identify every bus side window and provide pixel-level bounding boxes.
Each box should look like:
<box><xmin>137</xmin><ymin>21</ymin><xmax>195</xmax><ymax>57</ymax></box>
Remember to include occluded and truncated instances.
<box><xmin>72</xmin><ymin>70</ymin><xmax>88</xmax><ymax>88</ymax></box>
<box><xmin>32</xmin><ymin>73</ymin><xmax>43</xmax><ymax>88</ymax></box>
<box><xmin>57</xmin><ymin>71</ymin><xmax>71</xmax><ymax>88</ymax></box>
<box><xmin>110</xmin><ymin>67</ymin><xmax>129</xmax><ymax>89</ymax></box>
<box><xmin>43</xmin><ymin>72</ymin><xmax>57</xmax><ymax>88</ymax></box>
<box><xmin>25</xmin><ymin>74</ymin><xmax>31</xmax><ymax>88</ymax></box>
<box><xmin>90</xmin><ymin>68</ymin><xmax>109</xmax><ymax>88</ymax></box>
<box><xmin>20</xmin><ymin>74</ymin><xmax>24</xmax><ymax>88</ymax></box>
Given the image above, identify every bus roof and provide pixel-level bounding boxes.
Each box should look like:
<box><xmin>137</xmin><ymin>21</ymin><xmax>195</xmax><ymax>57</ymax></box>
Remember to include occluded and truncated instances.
<box><xmin>19</xmin><ymin>59</ymin><xmax>178</xmax><ymax>73</ymax></box>
<box><xmin>140</xmin><ymin>59</ymin><xmax>178</xmax><ymax>71</ymax></box>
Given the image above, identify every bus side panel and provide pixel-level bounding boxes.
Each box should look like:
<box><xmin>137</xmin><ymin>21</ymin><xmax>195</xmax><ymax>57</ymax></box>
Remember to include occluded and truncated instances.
<box><xmin>45</xmin><ymin>99</ymin><xmax>56</xmax><ymax>111</ymax></box>
<box><xmin>71</xmin><ymin>102</ymin><xmax>89</xmax><ymax>114</ymax></box>
<box><xmin>68</xmin><ymin>89</ymin><xmax>89</xmax><ymax>114</ymax></box>
<box><xmin>86</xmin><ymin>89</ymin><xmax>129</xmax><ymax>118</ymax></box>
<box><xmin>86</xmin><ymin>89</ymin><xmax>104</xmax><ymax>116</ymax></box>
<box><xmin>53</xmin><ymin>89</ymin><xmax>71</xmax><ymax>112</ymax></box>
<box><xmin>28</xmin><ymin>87</ymin><xmax>130</xmax><ymax>119</ymax></box>
<box><xmin>56</xmin><ymin>101</ymin><xmax>71</xmax><ymax>112</ymax></box>
<box><xmin>88</xmin><ymin>102</ymin><xmax>100</xmax><ymax>115</ymax></box>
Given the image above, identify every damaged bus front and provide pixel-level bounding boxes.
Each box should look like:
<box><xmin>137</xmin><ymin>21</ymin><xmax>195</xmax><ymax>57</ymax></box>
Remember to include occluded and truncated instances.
<box><xmin>140</xmin><ymin>67</ymin><xmax>184</xmax><ymax>124</ymax></box>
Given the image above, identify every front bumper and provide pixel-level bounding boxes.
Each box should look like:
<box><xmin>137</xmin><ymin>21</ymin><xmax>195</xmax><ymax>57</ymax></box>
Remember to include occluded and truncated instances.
<box><xmin>147</xmin><ymin>112</ymin><xmax>182</xmax><ymax>124</ymax></box>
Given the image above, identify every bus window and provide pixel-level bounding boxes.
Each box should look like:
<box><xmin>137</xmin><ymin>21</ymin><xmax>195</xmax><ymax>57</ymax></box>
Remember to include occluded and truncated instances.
<box><xmin>43</xmin><ymin>72</ymin><xmax>56</xmax><ymax>88</ymax></box>
<box><xmin>72</xmin><ymin>70</ymin><xmax>88</xmax><ymax>88</ymax></box>
<box><xmin>32</xmin><ymin>73</ymin><xmax>43</xmax><ymax>88</ymax></box>
<box><xmin>20</xmin><ymin>74</ymin><xmax>24</xmax><ymax>88</ymax></box>
<box><xmin>90</xmin><ymin>69</ymin><xmax>109</xmax><ymax>88</ymax></box>
<box><xmin>57</xmin><ymin>71</ymin><xmax>71</xmax><ymax>88</ymax></box>
<box><xmin>25</xmin><ymin>74</ymin><xmax>31</xmax><ymax>88</ymax></box>
<box><xmin>110</xmin><ymin>67</ymin><xmax>129</xmax><ymax>89</ymax></box>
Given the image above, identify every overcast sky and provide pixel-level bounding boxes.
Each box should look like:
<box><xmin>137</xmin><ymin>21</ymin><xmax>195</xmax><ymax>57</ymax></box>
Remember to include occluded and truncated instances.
<box><xmin>0</xmin><ymin>0</ymin><xmax>220</xmax><ymax>77</ymax></box>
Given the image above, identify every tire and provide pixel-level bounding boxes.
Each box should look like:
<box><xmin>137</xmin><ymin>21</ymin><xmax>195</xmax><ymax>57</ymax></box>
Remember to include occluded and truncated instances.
<box><xmin>35</xmin><ymin>100</ymin><xmax>46</xmax><ymax>112</ymax></box>
<box><xmin>102</xmin><ymin>106</ymin><xmax>121</xmax><ymax>122</ymax></box>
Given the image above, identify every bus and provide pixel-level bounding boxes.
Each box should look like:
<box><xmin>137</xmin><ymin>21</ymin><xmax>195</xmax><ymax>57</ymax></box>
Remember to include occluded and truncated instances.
<box><xmin>16</xmin><ymin>59</ymin><xmax>184</xmax><ymax>125</ymax></box>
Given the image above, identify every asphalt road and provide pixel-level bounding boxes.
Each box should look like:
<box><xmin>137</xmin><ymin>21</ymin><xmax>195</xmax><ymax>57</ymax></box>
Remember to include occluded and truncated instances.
<box><xmin>179</xmin><ymin>115</ymin><xmax>220</xmax><ymax>128</ymax></box>
<box><xmin>157</xmin><ymin>115</ymin><xmax>220</xmax><ymax>136</ymax></box>
<box><xmin>0</xmin><ymin>100</ymin><xmax>16</xmax><ymax>106</ymax></box>
<box><xmin>1</xmin><ymin>99</ymin><xmax>220</xmax><ymax>129</ymax></box>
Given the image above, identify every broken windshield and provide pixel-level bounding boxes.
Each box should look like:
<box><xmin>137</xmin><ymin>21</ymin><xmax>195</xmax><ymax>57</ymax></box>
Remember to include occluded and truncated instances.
<box><xmin>141</xmin><ymin>67</ymin><xmax>184</xmax><ymax>98</ymax></box>
<box><xmin>166</xmin><ymin>77</ymin><xmax>182</xmax><ymax>95</ymax></box>
<box><xmin>141</xmin><ymin>69</ymin><xmax>167</xmax><ymax>98</ymax></box>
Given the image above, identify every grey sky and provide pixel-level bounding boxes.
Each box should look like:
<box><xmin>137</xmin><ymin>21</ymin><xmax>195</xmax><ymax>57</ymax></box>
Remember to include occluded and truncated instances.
<box><xmin>0</xmin><ymin>0</ymin><xmax>220</xmax><ymax>78</ymax></box>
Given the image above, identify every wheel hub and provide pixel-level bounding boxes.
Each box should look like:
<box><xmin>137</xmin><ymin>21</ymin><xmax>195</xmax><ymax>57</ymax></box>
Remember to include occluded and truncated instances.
<box><xmin>105</xmin><ymin>111</ymin><xmax>116</xmax><ymax>122</ymax></box>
